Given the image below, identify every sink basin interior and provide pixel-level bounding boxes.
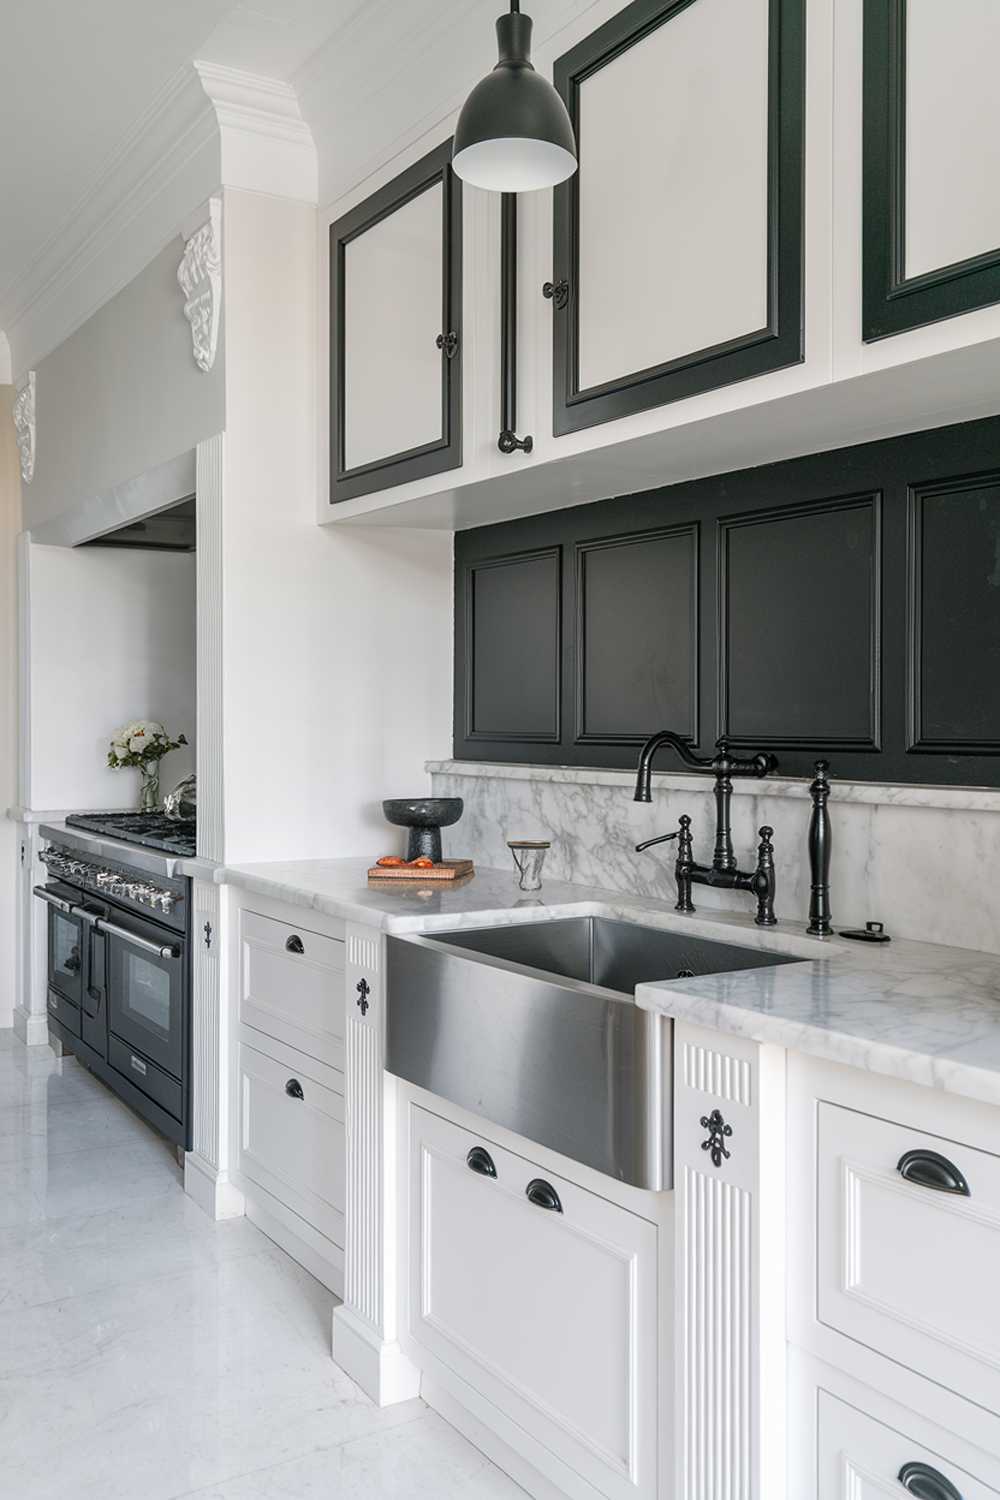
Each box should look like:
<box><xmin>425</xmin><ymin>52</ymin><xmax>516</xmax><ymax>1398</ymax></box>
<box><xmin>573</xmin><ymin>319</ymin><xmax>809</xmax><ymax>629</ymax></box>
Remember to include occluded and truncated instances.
<box><xmin>430</xmin><ymin>916</ymin><xmax>798</xmax><ymax>996</ymax></box>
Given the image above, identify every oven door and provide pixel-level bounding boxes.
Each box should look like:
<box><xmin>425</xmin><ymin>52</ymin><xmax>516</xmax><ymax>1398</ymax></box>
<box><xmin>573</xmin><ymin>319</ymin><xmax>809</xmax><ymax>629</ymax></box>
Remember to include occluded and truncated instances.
<box><xmin>34</xmin><ymin>883</ymin><xmax>86</xmax><ymax>1026</ymax></box>
<box><xmin>104</xmin><ymin>911</ymin><xmax>186</xmax><ymax>1081</ymax></box>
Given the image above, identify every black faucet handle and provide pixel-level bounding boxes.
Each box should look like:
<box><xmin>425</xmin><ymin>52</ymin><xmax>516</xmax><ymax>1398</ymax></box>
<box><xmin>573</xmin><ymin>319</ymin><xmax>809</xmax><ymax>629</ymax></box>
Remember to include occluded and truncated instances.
<box><xmin>754</xmin><ymin>825</ymin><xmax>777</xmax><ymax>927</ymax></box>
<box><xmin>635</xmin><ymin>830</ymin><xmax>679</xmax><ymax>853</ymax></box>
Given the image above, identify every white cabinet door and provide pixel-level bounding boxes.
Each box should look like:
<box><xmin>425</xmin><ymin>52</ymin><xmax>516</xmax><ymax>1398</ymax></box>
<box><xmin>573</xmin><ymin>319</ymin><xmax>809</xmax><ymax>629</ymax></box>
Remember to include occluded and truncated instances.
<box><xmin>404</xmin><ymin>1103</ymin><xmax>658</xmax><ymax>1500</ymax></box>
<box><xmin>818</xmin><ymin>1389</ymin><xmax>1000</xmax><ymax>1500</ymax></box>
<box><xmin>240</xmin><ymin>909</ymin><xmax>344</xmax><ymax>1070</ymax></box>
<box><xmin>239</xmin><ymin>1042</ymin><xmax>345</xmax><ymax>1248</ymax></box>
<box><xmin>330</xmin><ymin>138</ymin><xmax>462</xmax><ymax>503</ymax></box>
<box><xmin>818</xmin><ymin>1101</ymin><xmax>1000</xmax><ymax>1414</ymax></box>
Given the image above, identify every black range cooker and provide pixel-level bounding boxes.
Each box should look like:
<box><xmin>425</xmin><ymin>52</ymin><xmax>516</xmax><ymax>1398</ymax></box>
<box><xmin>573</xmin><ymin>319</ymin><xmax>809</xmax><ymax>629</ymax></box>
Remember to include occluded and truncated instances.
<box><xmin>34</xmin><ymin>819</ymin><xmax>194</xmax><ymax>1148</ymax></box>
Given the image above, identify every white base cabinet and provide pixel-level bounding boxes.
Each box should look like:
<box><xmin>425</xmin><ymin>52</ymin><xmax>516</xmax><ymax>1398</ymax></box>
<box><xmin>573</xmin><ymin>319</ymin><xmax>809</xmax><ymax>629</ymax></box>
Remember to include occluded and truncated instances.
<box><xmin>818</xmin><ymin>1389</ymin><xmax>1000</xmax><ymax>1500</ymax></box>
<box><xmin>399</xmin><ymin>1095</ymin><xmax>661</xmax><ymax>1500</ymax></box>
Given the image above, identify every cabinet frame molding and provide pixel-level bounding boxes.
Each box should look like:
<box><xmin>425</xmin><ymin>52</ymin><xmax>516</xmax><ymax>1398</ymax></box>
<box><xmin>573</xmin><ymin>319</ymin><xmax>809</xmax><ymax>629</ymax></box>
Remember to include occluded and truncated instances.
<box><xmin>863</xmin><ymin>0</ymin><xmax>1000</xmax><ymax>341</ymax></box>
<box><xmin>549</xmin><ymin>0</ymin><xmax>805</xmax><ymax>436</ymax></box>
<box><xmin>329</xmin><ymin>138</ymin><xmax>462</xmax><ymax>504</ymax></box>
<box><xmin>461</xmin><ymin>546</ymin><xmax>563</xmax><ymax>745</ymax></box>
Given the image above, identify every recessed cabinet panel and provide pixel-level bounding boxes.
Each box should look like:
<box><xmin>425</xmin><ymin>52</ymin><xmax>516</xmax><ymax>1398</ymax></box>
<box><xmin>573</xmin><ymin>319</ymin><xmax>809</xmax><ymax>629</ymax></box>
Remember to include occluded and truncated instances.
<box><xmin>467</xmin><ymin>549</ymin><xmax>561</xmax><ymax>741</ymax></box>
<box><xmin>330</xmin><ymin>139</ymin><xmax>462</xmax><ymax>503</ymax></box>
<box><xmin>577</xmin><ymin>527</ymin><xmax>697</xmax><ymax>743</ymax></box>
<box><xmin>818</xmin><ymin>1391</ymin><xmax>999</xmax><ymax>1500</ymax></box>
<box><xmin>904</xmin><ymin>0</ymin><xmax>1000</xmax><ymax>279</ymax></box>
<box><xmin>577</xmin><ymin>0</ymin><xmax>768</xmax><ymax>391</ymax></box>
<box><xmin>720</xmin><ymin>497</ymin><xmax>880</xmax><ymax>748</ymax></box>
<box><xmin>343</xmin><ymin>183</ymin><xmax>444</xmax><ymax>472</ymax></box>
<box><xmin>909</xmin><ymin>475</ymin><xmax>1000</xmax><ymax>752</ymax></box>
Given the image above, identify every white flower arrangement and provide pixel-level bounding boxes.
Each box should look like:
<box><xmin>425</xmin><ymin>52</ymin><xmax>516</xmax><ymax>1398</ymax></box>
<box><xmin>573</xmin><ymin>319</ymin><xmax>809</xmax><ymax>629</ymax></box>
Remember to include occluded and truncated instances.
<box><xmin>107</xmin><ymin>720</ymin><xmax>187</xmax><ymax>771</ymax></box>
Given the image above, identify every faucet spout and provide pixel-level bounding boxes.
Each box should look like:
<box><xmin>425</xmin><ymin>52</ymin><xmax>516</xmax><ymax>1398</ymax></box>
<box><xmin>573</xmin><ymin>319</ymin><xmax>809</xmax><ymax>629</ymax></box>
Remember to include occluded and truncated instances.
<box><xmin>632</xmin><ymin>730</ymin><xmax>712</xmax><ymax>802</ymax></box>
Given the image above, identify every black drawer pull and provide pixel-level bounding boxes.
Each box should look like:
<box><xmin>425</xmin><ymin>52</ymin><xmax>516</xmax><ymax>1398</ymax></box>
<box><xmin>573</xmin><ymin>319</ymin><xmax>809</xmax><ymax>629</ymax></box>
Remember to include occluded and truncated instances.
<box><xmin>285</xmin><ymin>1078</ymin><xmax>304</xmax><ymax>1100</ymax></box>
<box><xmin>466</xmin><ymin>1146</ymin><xmax>497</xmax><ymax>1178</ymax></box>
<box><xmin>285</xmin><ymin>934</ymin><xmax>304</xmax><ymax>955</ymax></box>
<box><xmin>897</xmin><ymin>1149</ymin><xmax>970</xmax><ymax>1198</ymax></box>
<box><xmin>526</xmin><ymin>1178</ymin><xmax>562</xmax><ymax>1213</ymax></box>
<box><xmin>898</xmin><ymin>1461</ymin><xmax>964</xmax><ymax>1500</ymax></box>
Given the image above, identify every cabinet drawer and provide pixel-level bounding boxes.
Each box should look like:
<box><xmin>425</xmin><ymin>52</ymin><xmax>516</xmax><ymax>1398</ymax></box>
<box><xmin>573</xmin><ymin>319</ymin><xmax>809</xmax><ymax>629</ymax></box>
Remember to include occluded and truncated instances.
<box><xmin>46</xmin><ymin>987</ymin><xmax>80</xmax><ymax>1037</ymax></box>
<box><xmin>238</xmin><ymin>1043</ymin><xmax>345</xmax><ymax>1247</ymax></box>
<box><xmin>818</xmin><ymin>1101</ymin><xmax>1000</xmax><ymax>1411</ymax></box>
<box><xmin>404</xmin><ymin>1104</ymin><xmax>657</xmax><ymax>1500</ymax></box>
<box><xmin>109</xmin><ymin>1034</ymin><xmax>184</xmax><ymax>1121</ymax></box>
<box><xmin>818</xmin><ymin>1389</ymin><xmax>999</xmax><ymax>1499</ymax></box>
<box><xmin>240</xmin><ymin>910</ymin><xmax>344</xmax><ymax>1070</ymax></box>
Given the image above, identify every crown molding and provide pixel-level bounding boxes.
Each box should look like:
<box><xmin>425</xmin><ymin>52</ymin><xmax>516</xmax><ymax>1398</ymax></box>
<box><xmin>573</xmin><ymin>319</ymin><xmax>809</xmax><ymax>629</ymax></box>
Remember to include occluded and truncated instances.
<box><xmin>0</xmin><ymin>63</ymin><xmax>316</xmax><ymax>377</ymax></box>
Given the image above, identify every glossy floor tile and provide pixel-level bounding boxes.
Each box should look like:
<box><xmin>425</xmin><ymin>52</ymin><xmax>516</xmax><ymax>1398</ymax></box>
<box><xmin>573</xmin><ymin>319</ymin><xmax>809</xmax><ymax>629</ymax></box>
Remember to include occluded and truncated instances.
<box><xmin>0</xmin><ymin>1031</ymin><xmax>525</xmax><ymax>1500</ymax></box>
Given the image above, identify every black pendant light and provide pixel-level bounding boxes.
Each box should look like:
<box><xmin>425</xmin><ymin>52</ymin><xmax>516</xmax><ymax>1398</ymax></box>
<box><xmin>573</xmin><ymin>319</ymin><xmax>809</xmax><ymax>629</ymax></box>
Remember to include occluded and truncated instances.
<box><xmin>452</xmin><ymin>1</ymin><xmax>577</xmax><ymax>193</ymax></box>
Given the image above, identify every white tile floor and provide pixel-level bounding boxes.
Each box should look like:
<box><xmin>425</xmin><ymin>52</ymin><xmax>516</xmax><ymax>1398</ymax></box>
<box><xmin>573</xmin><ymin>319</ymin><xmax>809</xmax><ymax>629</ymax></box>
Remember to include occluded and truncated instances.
<box><xmin>0</xmin><ymin>1030</ymin><xmax>525</xmax><ymax>1499</ymax></box>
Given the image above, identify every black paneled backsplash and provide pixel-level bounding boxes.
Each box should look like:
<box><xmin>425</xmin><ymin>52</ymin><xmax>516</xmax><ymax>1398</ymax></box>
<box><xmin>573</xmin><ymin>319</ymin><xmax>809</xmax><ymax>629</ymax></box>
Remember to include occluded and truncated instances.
<box><xmin>454</xmin><ymin>416</ymin><xmax>1000</xmax><ymax>784</ymax></box>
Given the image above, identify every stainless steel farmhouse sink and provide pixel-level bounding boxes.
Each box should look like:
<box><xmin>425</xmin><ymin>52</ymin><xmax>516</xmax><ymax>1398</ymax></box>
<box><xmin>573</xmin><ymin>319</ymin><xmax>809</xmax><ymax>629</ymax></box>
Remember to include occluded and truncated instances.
<box><xmin>386</xmin><ymin>916</ymin><xmax>798</xmax><ymax>1190</ymax></box>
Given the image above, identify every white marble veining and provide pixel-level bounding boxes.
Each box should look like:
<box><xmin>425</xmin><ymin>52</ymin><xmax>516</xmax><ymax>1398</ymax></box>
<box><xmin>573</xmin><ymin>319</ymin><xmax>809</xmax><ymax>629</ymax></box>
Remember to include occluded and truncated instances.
<box><xmin>0</xmin><ymin>1030</ymin><xmax>524</xmax><ymax>1500</ymax></box>
<box><xmin>221</xmin><ymin>856</ymin><xmax>1000</xmax><ymax>1110</ymax></box>
<box><xmin>428</xmin><ymin>761</ymin><xmax>1000</xmax><ymax>955</ymax></box>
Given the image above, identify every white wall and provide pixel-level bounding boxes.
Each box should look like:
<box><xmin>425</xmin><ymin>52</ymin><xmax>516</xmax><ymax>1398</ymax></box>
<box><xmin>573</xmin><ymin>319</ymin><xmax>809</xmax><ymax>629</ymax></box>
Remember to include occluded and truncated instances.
<box><xmin>25</xmin><ymin>239</ymin><xmax>224</xmax><ymax>535</ymax></box>
<box><xmin>217</xmin><ymin>188</ymin><xmax>453</xmax><ymax>865</ymax></box>
<box><xmin>25</xmin><ymin>544</ymin><xmax>196</xmax><ymax>812</ymax></box>
<box><xmin>0</xmin><ymin>390</ymin><xmax>21</xmax><ymax>1026</ymax></box>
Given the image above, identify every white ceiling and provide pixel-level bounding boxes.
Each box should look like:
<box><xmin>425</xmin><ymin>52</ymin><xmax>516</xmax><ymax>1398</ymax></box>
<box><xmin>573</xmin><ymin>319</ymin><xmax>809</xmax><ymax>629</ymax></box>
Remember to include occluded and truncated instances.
<box><xmin>0</xmin><ymin>0</ymin><xmax>367</xmax><ymax>320</ymax></box>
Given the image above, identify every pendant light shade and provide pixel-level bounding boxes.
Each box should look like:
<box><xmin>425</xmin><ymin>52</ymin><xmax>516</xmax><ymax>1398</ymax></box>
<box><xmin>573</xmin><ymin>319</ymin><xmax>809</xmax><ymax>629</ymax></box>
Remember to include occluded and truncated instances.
<box><xmin>452</xmin><ymin>6</ymin><xmax>577</xmax><ymax>193</ymax></box>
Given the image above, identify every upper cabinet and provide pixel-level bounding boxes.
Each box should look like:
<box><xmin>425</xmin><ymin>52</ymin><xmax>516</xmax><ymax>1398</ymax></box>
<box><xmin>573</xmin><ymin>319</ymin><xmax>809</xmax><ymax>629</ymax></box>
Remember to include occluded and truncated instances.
<box><xmin>328</xmin><ymin>140</ymin><xmax>463</xmax><ymax>504</ymax></box>
<box><xmin>547</xmin><ymin>0</ymin><xmax>805</xmax><ymax>435</ymax></box>
<box><xmin>863</xmin><ymin>0</ymin><xmax>1000</xmax><ymax>340</ymax></box>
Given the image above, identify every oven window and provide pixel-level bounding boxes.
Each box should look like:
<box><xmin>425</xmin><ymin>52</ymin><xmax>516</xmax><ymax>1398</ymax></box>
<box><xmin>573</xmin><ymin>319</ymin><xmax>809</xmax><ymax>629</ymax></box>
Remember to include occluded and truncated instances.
<box><xmin>122</xmin><ymin>952</ymin><xmax>172</xmax><ymax>1040</ymax></box>
<box><xmin>52</xmin><ymin>913</ymin><xmax>82</xmax><ymax>986</ymax></box>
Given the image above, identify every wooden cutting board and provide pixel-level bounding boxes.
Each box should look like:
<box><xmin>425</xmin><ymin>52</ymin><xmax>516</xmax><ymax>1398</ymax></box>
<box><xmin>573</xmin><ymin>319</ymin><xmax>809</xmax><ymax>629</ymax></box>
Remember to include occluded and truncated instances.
<box><xmin>367</xmin><ymin>859</ymin><xmax>474</xmax><ymax>882</ymax></box>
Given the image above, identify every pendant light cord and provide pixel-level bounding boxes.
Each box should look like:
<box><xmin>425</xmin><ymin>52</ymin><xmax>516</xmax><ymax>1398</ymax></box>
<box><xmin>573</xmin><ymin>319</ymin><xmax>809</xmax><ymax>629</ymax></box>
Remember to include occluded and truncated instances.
<box><xmin>510</xmin><ymin>1</ymin><xmax>519</xmax><ymax>10</ymax></box>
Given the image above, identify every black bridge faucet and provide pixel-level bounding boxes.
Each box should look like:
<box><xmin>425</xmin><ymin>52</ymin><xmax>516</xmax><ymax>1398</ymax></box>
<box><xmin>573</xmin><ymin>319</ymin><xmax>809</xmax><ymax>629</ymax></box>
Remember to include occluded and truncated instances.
<box><xmin>632</xmin><ymin>730</ymin><xmax>779</xmax><ymax>926</ymax></box>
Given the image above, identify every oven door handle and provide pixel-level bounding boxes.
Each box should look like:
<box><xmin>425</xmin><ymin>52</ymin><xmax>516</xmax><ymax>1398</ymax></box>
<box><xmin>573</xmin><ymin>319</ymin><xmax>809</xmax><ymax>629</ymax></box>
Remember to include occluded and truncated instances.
<box><xmin>95</xmin><ymin>918</ymin><xmax>181</xmax><ymax>961</ymax></box>
<box><xmin>33</xmin><ymin>885</ymin><xmax>76</xmax><ymax>916</ymax></box>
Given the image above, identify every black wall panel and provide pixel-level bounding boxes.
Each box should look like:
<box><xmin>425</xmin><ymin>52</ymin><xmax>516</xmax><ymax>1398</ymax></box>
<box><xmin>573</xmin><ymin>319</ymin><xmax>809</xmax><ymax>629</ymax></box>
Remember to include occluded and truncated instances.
<box><xmin>454</xmin><ymin>416</ymin><xmax>1000</xmax><ymax>785</ymax></box>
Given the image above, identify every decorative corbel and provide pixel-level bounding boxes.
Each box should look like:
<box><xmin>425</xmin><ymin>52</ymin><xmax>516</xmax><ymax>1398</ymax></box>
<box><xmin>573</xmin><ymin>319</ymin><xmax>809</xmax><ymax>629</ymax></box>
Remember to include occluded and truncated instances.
<box><xmin>177</xmin><ymin>198</ymin><xmax>222</xmax><ymax>372</ymax></box>
<box><xmin>13</xmin><ymin>371</ymin><xmax>35</xmax><ymax>483</ymax></box>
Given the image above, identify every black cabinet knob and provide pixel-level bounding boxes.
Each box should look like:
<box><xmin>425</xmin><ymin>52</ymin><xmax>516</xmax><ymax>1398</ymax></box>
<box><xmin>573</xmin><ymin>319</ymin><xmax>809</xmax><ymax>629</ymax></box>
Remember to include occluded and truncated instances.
<box><xmin>285</xmin><ymin>934</ymin><xmax>304</xmax><ymax>955</ymax></box>
<box><xmin>466</xmin><ymin>1146</ymin><xmax>497</xmax><ymax>1178</ymax></box>
<box><xmin>526</xmin><ymin>1178</ymin><xmax>562</xmax><ymax>1213</ymax></box>
<box><xmin>436</xmin><ymin>331</ymin><xmax>459</xmax><ymax>358</ymax></box>
<box><xmin>897</xmin><ymin>1149</ymin><xmax>970</xmax><ymax>1197</ymax></box>
<box><xmin>542</xmin><ymin>278</ymin><xmax>570</xmax><ymax>310</ymax></box>
<box><xmin>285</xmin><ymin>1078</ymin><xmax>304</xmax><ymax>1100</ymax></box>
<box><xmin>898</xmin><ymin>1461</ymin><xmax>964</xmax><ymax>1500</ymax></box>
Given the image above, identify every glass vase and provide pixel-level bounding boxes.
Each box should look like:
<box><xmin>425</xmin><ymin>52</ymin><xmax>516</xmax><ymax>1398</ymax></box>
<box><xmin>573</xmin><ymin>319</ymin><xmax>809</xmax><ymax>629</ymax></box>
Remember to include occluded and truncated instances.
<box><xmin>138</xmin><ymin>765</ymin><xmax>160</xmax><ymax>814</ymax></box>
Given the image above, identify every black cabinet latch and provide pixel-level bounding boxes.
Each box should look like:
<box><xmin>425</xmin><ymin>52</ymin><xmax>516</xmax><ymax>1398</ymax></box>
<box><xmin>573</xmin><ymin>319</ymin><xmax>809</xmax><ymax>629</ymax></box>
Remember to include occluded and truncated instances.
<box><xmin>356</xmin><ymin>978</ymin><xmax>371</xmax><ymax>1016</ymax></box>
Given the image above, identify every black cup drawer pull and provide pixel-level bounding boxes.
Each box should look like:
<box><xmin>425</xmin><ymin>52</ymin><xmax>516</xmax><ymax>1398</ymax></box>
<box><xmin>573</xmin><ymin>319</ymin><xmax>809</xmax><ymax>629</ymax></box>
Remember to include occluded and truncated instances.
<box><xmin>897</xmin><ymin>1149</ymin><xmax>970</xmax><ymax>1198</ymax></box>
<box><xmin>466</xmin><ymin>1146</ymin><xmax>497</xmax><ymax>1179</ymax></box>
<box><xmin>898</xmin><ymin>1461</ymin><xmax>964</xmax><ymax>1500</ymax></box>
<box><xmin>285</xmin><ymin>934</ymin><xmax>305</xmax><ymax>955</ymax></box>
<box><xmin>526</xmin><ymin>1178</ymin><xmax>562</xmax><ymax>1213</ymax></box>
<box><xmin>285</xmin><ymin>1078</ymin><xmax>304</xmax><ymax>1100</ymax></box>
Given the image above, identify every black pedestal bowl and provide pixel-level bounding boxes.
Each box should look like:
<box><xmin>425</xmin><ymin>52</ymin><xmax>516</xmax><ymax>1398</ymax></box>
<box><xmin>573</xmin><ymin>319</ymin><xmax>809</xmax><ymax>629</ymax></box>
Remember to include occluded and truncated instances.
<box><xmin>382</xmin><ymin>798</ymin><xmax>464</xmax><ymax>863</ymax></box>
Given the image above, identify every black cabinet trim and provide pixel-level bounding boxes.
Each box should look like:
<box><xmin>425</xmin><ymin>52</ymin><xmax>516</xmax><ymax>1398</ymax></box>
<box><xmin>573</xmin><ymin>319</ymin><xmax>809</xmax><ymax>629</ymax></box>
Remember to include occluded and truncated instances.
<box><xmin>717</xmin><ymin>493</ymin><xmax>883</xmax><ymax>752</ymax></box>
<box><xmin>574</xmin><ymin>523</ymin><xmax>699</xmax><ymax>746</ymax></box>
<box><xmin>463</xmin><ymin>547</ymin><xmax>563</xmax><ymax>744</ymax></box>
<box><xmin>329</xmin><ymin>139</ymin><xmax>462</xmax><ymax>504</ymax></box>
<box><xmin>549</xmin><ymin>0</ymin><xmax>804</xmax><ymax>436</ymax></box>
<box><xmin>863</xmin><ymin>0</ymin><xmax>1000</xmax><ymax>341</ymax></box>
<box><xmin>907</xmin><ymin>469</ymin><xmax>1000</xmax><ymax>754</ymax></box>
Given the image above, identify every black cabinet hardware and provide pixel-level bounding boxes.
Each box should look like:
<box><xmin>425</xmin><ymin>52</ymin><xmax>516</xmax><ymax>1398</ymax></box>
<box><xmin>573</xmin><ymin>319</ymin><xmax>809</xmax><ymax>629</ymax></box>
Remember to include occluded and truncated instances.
<box><xmin>542</xmin><ymin>278</ymin><xmax>569</xmax><ymax>310</ymax></box>
<box><xmin>897</xmin><ymin>1149</ymin><xmax>970</xmax><ymax>1198</ymax></box>
<box><xmin>497</xmin><ymin>195</ymin><xmax>533</xmax><ymax>456</ymax></box>
<box><xmin>285</xmin><ymin>1078</ymin><xmax>304</xmax><ymax>1100</ymax></box>
<box><xmin>285</xmin><ymin>934</ymin><xmax>304</xmax><ymax>955</ymax></box>
<box><xmin>700</xmin><ymin>1109</ymin><xmax>733</xmax><ymax>1168</ymax></box>
<box><xmin>436</xmin><ymin>331</ymin><xmax>460</xmax><ymax>358</ymax></box>
<box><xmin>204</xmin><ymin>920</ymin><xmax>213</xmax><ymax>951</ymax></box>
<box><xmin>806</xmin><ymin>760</ymin><xmax>833</xmax><ymax>936</ymax></box>
<box><xmin>898</xmin><ymin>1460</ymin><xmax>964</xmax><ymax>1500</ymax></box>
<box><xmin>355</xmin><ymin>978</ymin><xmax>371</xmax><ymax>1016</ymax></box>
<box><xmin>466</xmin><ymin>1146</ymin><xmax>498</xmax><ymax>1178</ymax></box>
<box><xmin>526</xmin><ymin>1178</ymin><xmax>562</xmax><ymax>1213</ymax></box>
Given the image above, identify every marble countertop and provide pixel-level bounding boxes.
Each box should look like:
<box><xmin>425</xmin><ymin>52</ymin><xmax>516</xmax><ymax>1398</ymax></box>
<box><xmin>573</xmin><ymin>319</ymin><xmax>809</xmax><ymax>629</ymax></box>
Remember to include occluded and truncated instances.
<box><xmin>221</xmin><ymin>856</ymin><xmax>1000</xmax><ymax>1109</ymax></box>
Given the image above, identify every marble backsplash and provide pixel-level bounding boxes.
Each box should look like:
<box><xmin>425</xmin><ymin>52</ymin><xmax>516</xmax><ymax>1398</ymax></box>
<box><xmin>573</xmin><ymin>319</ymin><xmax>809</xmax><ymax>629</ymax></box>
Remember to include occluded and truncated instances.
<box><xmin>428</xmin><ymin>761</ymin><xmax>1000</xmax><ymax>955</ymax></box>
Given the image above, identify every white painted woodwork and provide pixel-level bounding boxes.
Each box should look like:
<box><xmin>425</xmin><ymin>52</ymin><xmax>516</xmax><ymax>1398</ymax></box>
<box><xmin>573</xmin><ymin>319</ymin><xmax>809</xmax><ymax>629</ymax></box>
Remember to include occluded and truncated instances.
<box><xmin>817</xmin><ymin>1388</ymin><xmax>1000</xmax><ymax>1499</ymax></box>
<box><xmin>195</xmin><ymin>432</ymin><xmax>224</xmax><ymax>864</ymax></box>
<box><xmin>673</xmin><ymin>1022</ymin><xmax>786</xmax><ymax>1500</ymax></box>
<box><xmin>343</xmin><ymin>181</ymin><xmax>444</xmax><ymax>471</ymax></box>
<box><xmin>403</xmin><ymin>1101</ymin><xmax>658</xmax><ymax>1500</ymax></box>
<box><xmin>818</xmin><ymin>1100</ymin><xmax>1000</xmax><ymax>1415</ymax></box>
<box><xmin>904</xmin><ymin>0</ymin><xmax>1000</xmax><ymax>279</ymax></box>
<box><xmin>240</xmin><ymin>908</ymin><xmax>345</xmax><ymax>1070</ymax></box>
<box><xmin>238</xmin><ymin>1040</ymin><xmax>345</xmax><ymax>1247</ymax></box>
<box><xmin>576</xmin><ymin>0</ymin><xmax>769</xmax><ymax>392</ymax></box>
